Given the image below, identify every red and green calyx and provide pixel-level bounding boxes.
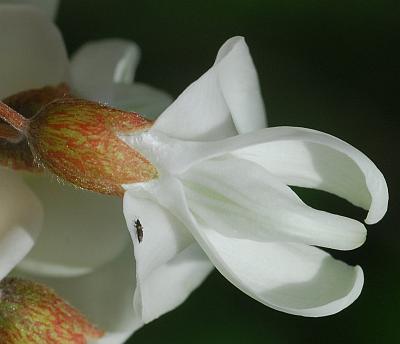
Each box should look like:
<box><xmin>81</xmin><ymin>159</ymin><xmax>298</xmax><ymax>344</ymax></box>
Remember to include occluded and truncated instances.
<box><xmin>0</xmin><ymin>84</ymin><xmax>158</xmax><ymax>196</ymax></box>
<box><xmin>0</xmin><ymin>277</ymin><xmax>103</xmax><ymax>343</ymax></box>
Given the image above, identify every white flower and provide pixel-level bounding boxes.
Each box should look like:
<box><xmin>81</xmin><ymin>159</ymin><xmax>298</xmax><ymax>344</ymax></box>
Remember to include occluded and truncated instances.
<box><xmin>0</xmin><ymin>2</ymin><xmax>389</xmax><ymax>342</ymax></box>
<box><xmin>120</xmin><ymin>36</ymin><xmax>388</xmax><ymax>318</ymax></box>
<box><xmin>0</xmin><ymin>3</ymin><xmax>202</xmax><ymax>343</ymax></box>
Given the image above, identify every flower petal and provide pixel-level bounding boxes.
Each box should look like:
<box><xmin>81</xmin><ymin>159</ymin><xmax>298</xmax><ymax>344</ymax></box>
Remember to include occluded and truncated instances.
<box><xmin>0</xmin><ymin>5</ymin><xmax>68</xmax><ymax>99</ymax></box>
<box><xmin>0</xmin><ymin>0</ymin><xmax>60</xmax><ymax>19</ymax></box>
<box><xmin>214</xmin><ymin>36</ymin><xmax>267</xmax><ymax>132</ymax></box>
<box><xmin>181</xmin><ymin>157</ymin><xmax>366</xmax><ymax>250</ymax></box>
<box><xmin>127</xmin><ymin>126</ymin><xmax>387</xmax><ymax>224</ymax></box>
<box><xmin>123</xmin><ymin>189</ymin><xmax>213</xmax><ymax>323</ymax></box>
<box><xmin>130</xmin><ymin>176</ymin><xmax>364</xmax><ymax>317</ymax></box>
<box><xmin>18</xmin><ymin>174</ymin><xmax>128</xmax><ymax>277</ymax></box>
<box><xmin>121</xmin><ymin>130</ymin><xmax>370</xmax><ymax>250</ymax></box>
<box><xmin>16</xmin><ymin>246</ymin><xmax>142</xmax><ymax>344</ymax></box>
<box><xmin>195</xmin><ymin>235</ymin><xmax>364</xmax><ymax>317</ymax></box>
<box><xmin>70</xmin><ymin>39</ymin><xmax>141</xmax><ymax>103</ymax></box>
<box><xmin>111</xmin><ymin>82</ymin><xmax>173</xmax><ymax>120</ymax></box>
<box><xmin>152</xmin><ymin>36</ymin><xmax>266</xmax><ymax>140</ymax></box>
<box><xmin>0</xmin><ymin>169</ymin><xmax>43</xmax><ymax>280</ymax></box>
<box><xmin>228</xmin><ymin>127</ymin><xmax>388</xmax><ymax>224</ymax></box>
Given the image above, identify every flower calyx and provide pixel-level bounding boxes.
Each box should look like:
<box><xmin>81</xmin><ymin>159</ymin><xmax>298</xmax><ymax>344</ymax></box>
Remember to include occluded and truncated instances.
<box><xmin>0</xmin><ymin>90</ymin><xmax>158</xmax><ymax>196</ymax></box>
<box><xmin>0</xmin><ymin>277</ymin><xmax>104</xmax><ymax>344</ymax></box>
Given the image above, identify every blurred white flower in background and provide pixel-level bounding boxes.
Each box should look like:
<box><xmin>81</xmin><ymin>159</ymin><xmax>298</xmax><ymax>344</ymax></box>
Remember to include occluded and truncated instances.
<box><xmin>0</xmin><ymin>0</ymin><xmax>59</xmax><ymax>18</ymax></box>
<box><xmin>0</xmin><ymin>1</ymin><xmax>201</xmax><ymax>343</ymax></box>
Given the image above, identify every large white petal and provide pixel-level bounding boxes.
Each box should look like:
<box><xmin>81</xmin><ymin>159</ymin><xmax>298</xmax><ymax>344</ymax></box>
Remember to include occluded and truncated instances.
<box><xmin>0</xmin><ymin>169</ymin><xmax>43</xmax><ymax>280</ymax></box>
<box><xmin>216</xmin><ymin>127</ymin><xmax>387</xmax><ymax>224</ymax></box>
<box><xmin>111</xmin><ymin>82</ymin><xmax>173</xmax><ymax>120</ymax></box>
<box><xmin>195</xmin><ymin>233</ymin><xmax>364</xmax><ymax>317</ymax></box>
<box><xmin>0</xmin><ymin>5</ymin><xmax>68</xmax><ymax>99</ymax></box>
<box><xmin>123</xmin><ymin>190</ymin><xmax>213</xmax><ymax>324</ymax></box>
<box><xmin>18</xmin><ymin>174</ymin><xmax>128</xmax><ymax>277</ymax></box>
<box><xmin>152</xmin><ymin>36</ymin><xmax>266</xmax><ymax>140</ymax></box>
<box><xmin>123</xmin><ymin>126</ymin><xmax>387</xmax><ymax>224</ymax></box>
<box><xmin>0</xmin><ymin>0</ymin><xmax>59</xmax><ymax>19</ymax></box>
<box><xmin>234</xmin><ymin>141</ymin><xmax>370</xmax><ymax>209</ymax></box>
<box><xmin>132</xmin><ymin>176</ymin><xmax>364</xmax><ymax>317</ymax></box>
<box><xmin>181</xmin><ymin>157</ymin><xmax>366</xmax><ymax>250</ymax></box>
<box><xmin>15</xmin><ymin>246</ymin><xmax>141</xmax><ymax>344</ymax></box>
<box><xmin>70</xmin><ymin>39</ymin><xmax>141</xmax><ymax>103</ymax></box>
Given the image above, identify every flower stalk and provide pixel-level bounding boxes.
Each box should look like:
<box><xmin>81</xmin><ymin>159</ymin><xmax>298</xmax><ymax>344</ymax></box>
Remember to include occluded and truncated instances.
<box><xmin>0</xmin><ymin>101</ymin><xmax>29</xmax><ymax>134</ymax></box>
<box><xmin>0</xmin><ymin>123</ymin><xmax>22</xmax><ymax>143</ymax></box>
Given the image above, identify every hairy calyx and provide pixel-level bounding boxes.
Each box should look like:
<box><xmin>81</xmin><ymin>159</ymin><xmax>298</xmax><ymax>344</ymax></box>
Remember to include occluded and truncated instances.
<box><xmin>0</xmin><ymin>277</ymin><xmax>103</xmax><ymax>344</ymax></box>
<box><xmin>0</xmin><ymin>85</ymin><xmax>158</xmax><ymax>196</ymax></box>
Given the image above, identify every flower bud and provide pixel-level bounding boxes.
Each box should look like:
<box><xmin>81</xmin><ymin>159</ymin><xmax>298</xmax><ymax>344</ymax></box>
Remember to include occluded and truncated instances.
<box><xmin>0</xmin><ymin>277</ymin><xmax>103</xmax><ymax>343</ymax></box>
<box><xmin>28</xmin><ymin>98</ymin><xmax>158</xmax><ymax>196</ymax></box>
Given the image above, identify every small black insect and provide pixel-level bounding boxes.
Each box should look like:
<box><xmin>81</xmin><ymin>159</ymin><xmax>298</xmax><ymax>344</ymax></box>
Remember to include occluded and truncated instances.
<box><xmin>134</xmin><ymin>219</ymin><xmax>143</xmax><ymax>243</ymax></box>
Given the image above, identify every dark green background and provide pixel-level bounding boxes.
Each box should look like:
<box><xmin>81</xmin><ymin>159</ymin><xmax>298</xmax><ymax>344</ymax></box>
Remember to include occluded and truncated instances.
<box><xmin>57</xmin><ymin>1</ymin><xmax>399</xmax><ymax>343</ymax></box>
